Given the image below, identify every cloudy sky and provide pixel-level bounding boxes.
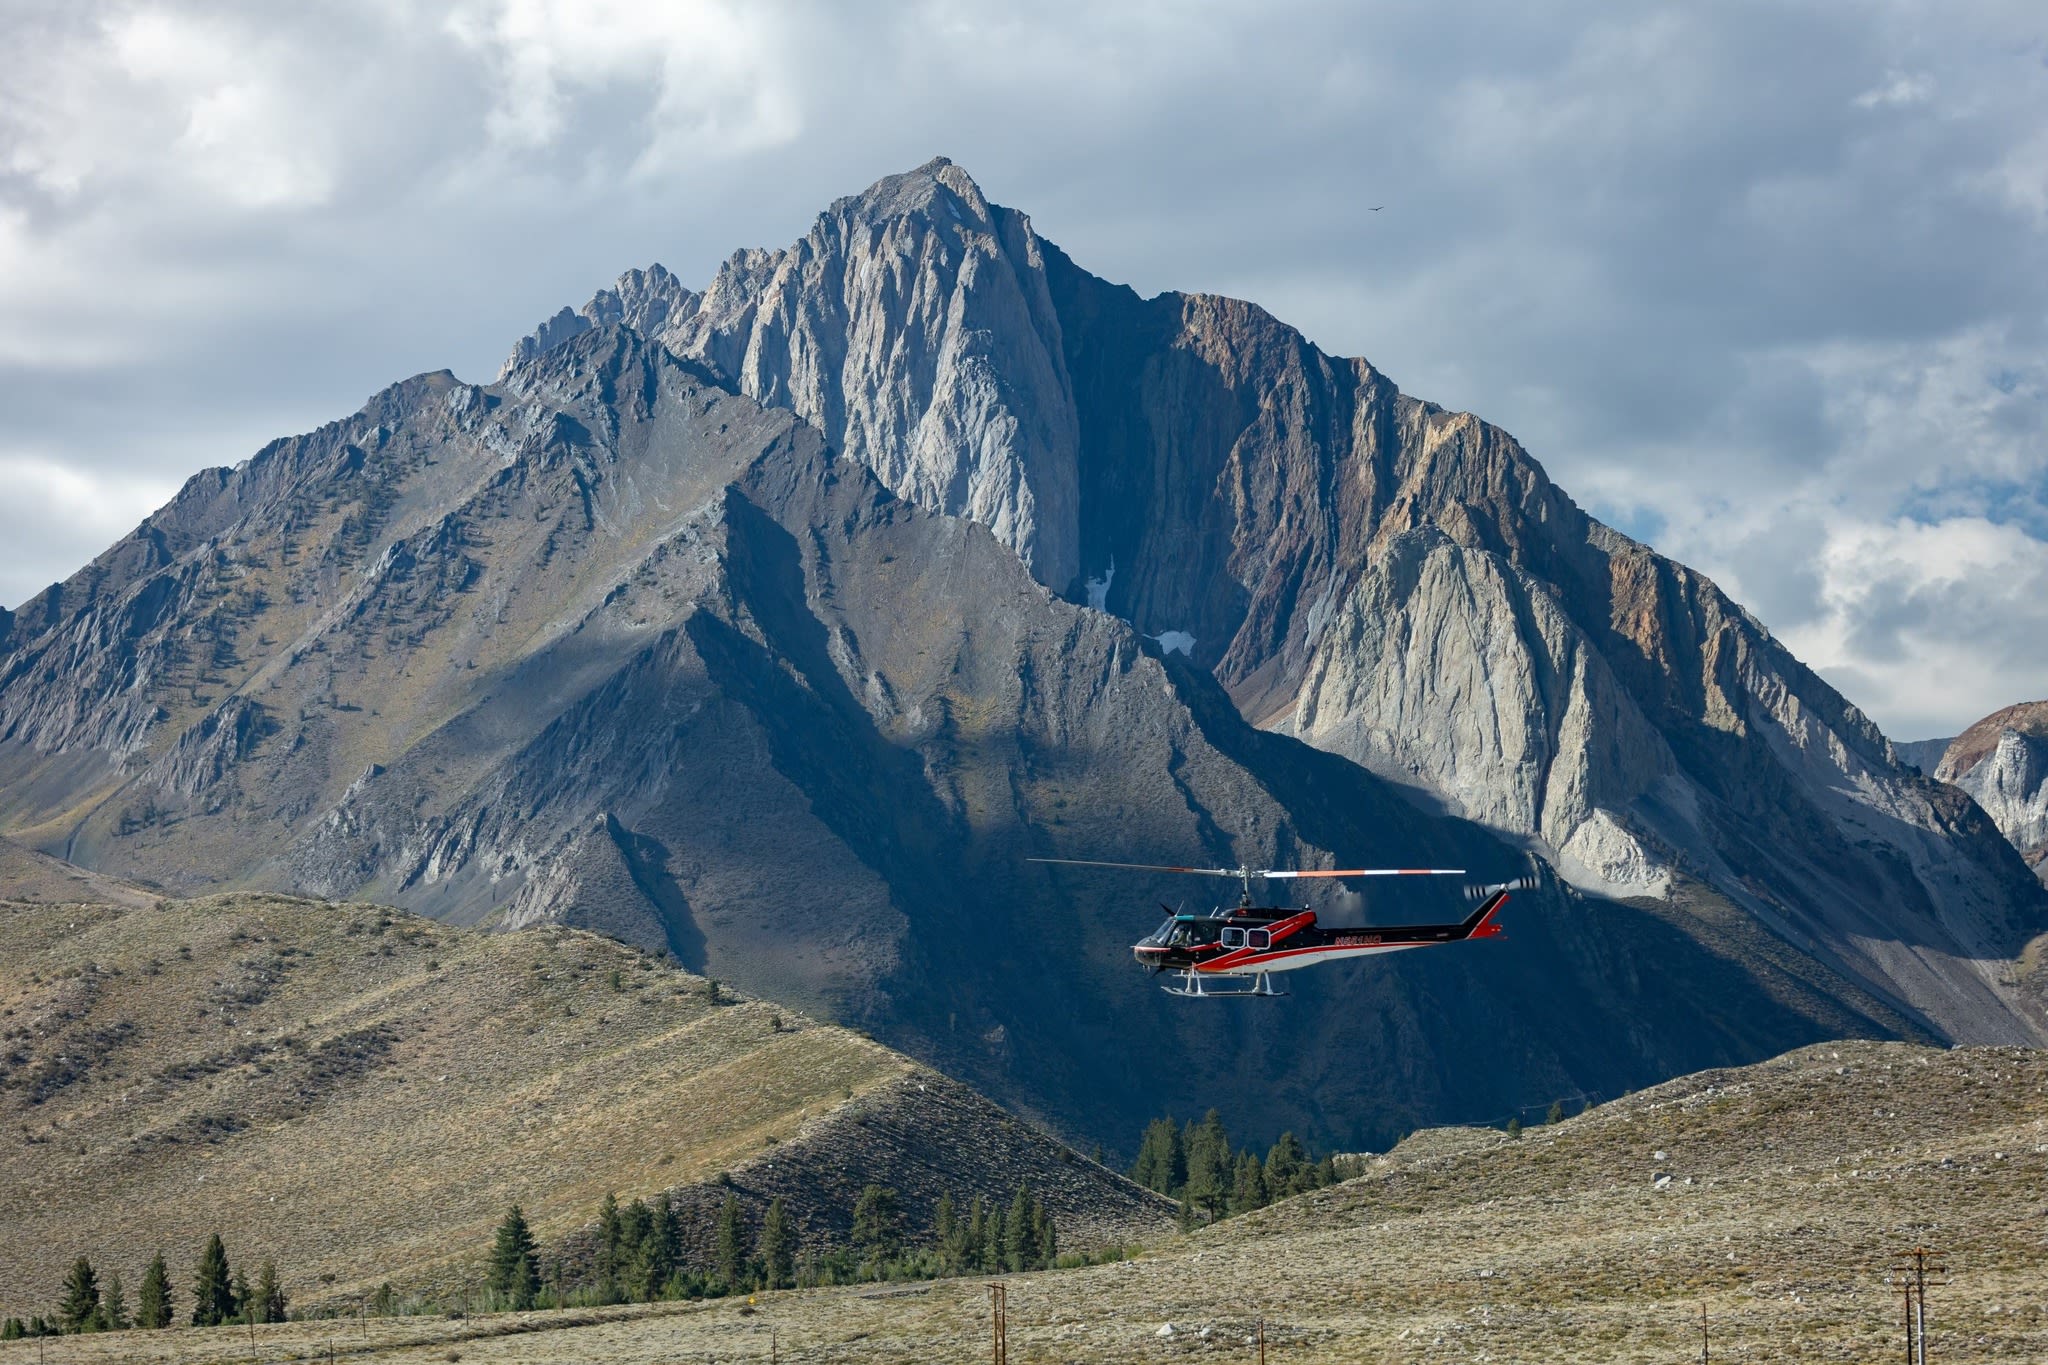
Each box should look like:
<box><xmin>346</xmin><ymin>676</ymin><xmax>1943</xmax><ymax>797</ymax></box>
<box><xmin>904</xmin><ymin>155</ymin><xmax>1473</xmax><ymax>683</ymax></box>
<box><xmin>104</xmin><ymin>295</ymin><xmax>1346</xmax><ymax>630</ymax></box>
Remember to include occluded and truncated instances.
<box><xmin>3</xmin><ymin>1</ymin><xmax>2043</xmax><ymax>739</ymax></box>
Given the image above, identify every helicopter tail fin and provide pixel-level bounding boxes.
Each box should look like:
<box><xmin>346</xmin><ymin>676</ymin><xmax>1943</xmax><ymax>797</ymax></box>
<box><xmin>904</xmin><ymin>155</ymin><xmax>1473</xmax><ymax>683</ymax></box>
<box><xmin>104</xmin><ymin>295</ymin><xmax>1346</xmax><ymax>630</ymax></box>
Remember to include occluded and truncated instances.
<box><xmin>1459</xmin><ymin>888</ymin><xmax>1514</xmax><ymax>939</ymax></box>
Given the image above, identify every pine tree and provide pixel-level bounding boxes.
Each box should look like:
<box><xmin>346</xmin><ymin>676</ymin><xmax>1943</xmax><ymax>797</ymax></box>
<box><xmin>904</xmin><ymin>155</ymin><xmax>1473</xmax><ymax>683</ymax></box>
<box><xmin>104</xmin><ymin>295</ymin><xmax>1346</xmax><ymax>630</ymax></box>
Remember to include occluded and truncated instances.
<box><xmin>964</xmin><ymin>1198</ymin><xmax>988</xmax><ymax>1272</ymax></box>
<box><xmin>138</xmin><ymin>1253</ymin><xmax>173</xmax><ymax>1329</ymax></box>
<box><xmin>715</xmin><ymin>1194</ymin><xmax>749</xmax><ymax>1291</ymax></box>
<box><xmin>101</xmin><ymin>1271</ymin><xmax>129</xmax><ymax>1331</ymax></box>
<box><xmin>256</xmin><ymin>1261</ymin><xmax>286</xmax><ymax>1324</ymax></box>
<box><xmin>1264</xmin><ymin>1132</ymin><xmax>1306</xmax><ymax>1195</ymax></box>
<box><xmin>1313</xmin><ymin>1154</ymin><xmax>1339</xmax><ymax>1187</ymax></box>
<box><xmin>1004</xmin><ymin>1186</ymin><xmax>1033</xmax><ymax>1271</ymax></box>
<box><xmin>982</xmin><ymin>1201</ymin><xmax>1006</xmax><ymax>1272</ymax></box>
<box><xmin>1184</xmin><ymin>1110</ymin><xmax>1233</xmax><ymax>1218</ymax></box>
<box><xmin>487</xmin><ymin>1206</ymin><xmax>539</xmax><ymax>1309</ymax></box>
<box><xmin>932</xmin><ymin>1193</ymin><xmax>956</xmax><ymax>1273</ymax></box>
<box><xmin>654</xmin><ymin>1195</ymin><xmax>683</xmax><ymax>1285</ymax></box>
<box><xmin>1506</xmin><ymin>1116</ymin><xmax>1523</xmax><ymax>1139</ymax></box>
<box><xmin>761</xmin><ymin>1197</ymin><xmax>794</xmax><ymax>1290</ymax></box>
<box><xmin>231</xmin><ymin>1267</ymin><xmax>252</xmax><ymax>1325</ymax></box>
<box><xmin>621</xmin><ymin>1199</ymin><xmax>654</xmax><ymax>1269</ymax></box>
<box><xmin>1033</xmin><ymin>1194</ymin><xmax>1057</xmax><ymax>1269</ymax></box>
<box><xmin>59</xmin><ymin>1256</ymin><xmax>101</xmax><ymax>1333</ymax></box>
<box><xmin>1130</xmin><ymin>1116</ymin><xmax>1186</xmax><ymax>1196</ymax></box>
<box><xmin>510</xmin><ymin>1254</ymin><xmax>539</xmax><ymax>1312</ymax></box>
<box><xmin>1232</xmin><ymin>1151</ymin><xmax>1268</xmax><ymax>1212</ymax></box>
<box><xmin>849</xmin><ymin>1185</ymin><xmax>901</xmax><ymax>1272</ymax></box>
<box><xmin>0</xmin><ymin>1318</ymin><xmax>22</xmax><ymax>1340</ymax></box>
<box><xmin>597</xmin><ymin>1192</ymin><xmax>623</xmax><ymax>1282</ymax></box>
<box><xmin>1546</xmin><ymin>1100</ymin><xmax>1565</xmax><ymax>1126</ymax></box>
<box><xmin>192</xmin><ymin>1234</ymin><xmax>234</xmax><ymax>1327</ymax></box>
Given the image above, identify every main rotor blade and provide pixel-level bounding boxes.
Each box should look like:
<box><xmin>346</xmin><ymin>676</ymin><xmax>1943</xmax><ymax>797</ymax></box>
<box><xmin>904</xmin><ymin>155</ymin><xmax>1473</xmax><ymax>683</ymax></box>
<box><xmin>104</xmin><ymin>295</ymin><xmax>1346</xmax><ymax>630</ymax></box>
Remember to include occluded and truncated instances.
<box><xmin>1028</xmin><ymin>857</ymin><xmax>1244</xmax><ymax>877</ymax></box>
<box><xmin>1029</xmin><ymin>858</ymin><xmax>1466</xmax><ymax>878</ymax></box>
<box><xmin>1265</xmin><ymin>868</ymin><xmax>1466</xmax><ymax>878</ymax></box>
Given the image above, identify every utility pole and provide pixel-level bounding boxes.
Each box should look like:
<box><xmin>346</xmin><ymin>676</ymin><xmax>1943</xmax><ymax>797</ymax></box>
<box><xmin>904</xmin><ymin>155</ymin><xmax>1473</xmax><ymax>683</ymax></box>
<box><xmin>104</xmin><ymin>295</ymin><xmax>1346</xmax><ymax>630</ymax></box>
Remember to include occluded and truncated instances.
<box><xmin>1256</xmin><ymin>1315</ymin><xmax>1266</xmax><ymax>1365</ymax></box>
<box><xmin>986</xmin><ymin>1282</ymin><xmax>1008</xmax><ymax>1365</ymax></box>
<box><xmin>1891</xmin><ymin>1246</ymin><xmax>1947</xmax><ymax>1365</ymax></box>
<box><xmin>1699</xmin><ymin>1301</ymin><xmax>1708</xmax><ymax>1364</ymax></box>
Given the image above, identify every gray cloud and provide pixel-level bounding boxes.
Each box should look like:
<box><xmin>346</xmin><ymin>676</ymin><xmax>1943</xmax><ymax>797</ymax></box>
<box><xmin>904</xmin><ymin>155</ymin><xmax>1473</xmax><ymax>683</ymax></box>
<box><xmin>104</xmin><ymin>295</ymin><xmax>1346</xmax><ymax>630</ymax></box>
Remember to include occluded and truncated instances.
<box><xmin>2</xmin><ymin>0</ymin><xmax>2044</xmax><ymax>737</ymax></box>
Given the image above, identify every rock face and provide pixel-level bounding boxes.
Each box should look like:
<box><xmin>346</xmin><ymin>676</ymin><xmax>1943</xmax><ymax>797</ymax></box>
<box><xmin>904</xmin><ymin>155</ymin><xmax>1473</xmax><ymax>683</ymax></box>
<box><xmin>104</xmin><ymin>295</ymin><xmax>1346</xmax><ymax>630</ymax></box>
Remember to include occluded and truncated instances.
<box><xmin>1938</xmin><ymin>702</ymin><xmax>2048</xmax><ymax>884</ymax></box>
<box><xmin>509</xmin><ymin>160</ymin><xmax>1081</xmax><ymax>591</ymax></box>
<box><xmin>502</xmin><ymin>159</ymin><xmax>2047</xmax><ymax>1049</ymax></box>
<box><xmin>1894</xmin><ymin>737</ymin><xmax>1955</xmax><ymax>774</ymax></box>
<box><xmin>3</xmin><ymin>161</ymin><xmax>2045</xmax><ymax>1151</ymax></box>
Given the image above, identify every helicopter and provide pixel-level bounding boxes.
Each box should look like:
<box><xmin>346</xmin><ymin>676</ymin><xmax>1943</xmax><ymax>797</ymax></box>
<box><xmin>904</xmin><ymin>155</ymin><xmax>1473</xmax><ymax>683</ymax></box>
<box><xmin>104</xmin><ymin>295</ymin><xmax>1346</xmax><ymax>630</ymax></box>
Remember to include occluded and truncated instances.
<box><xmin>1029</xmin><ymin>857</ymin><xmax>1533</xmax><ymax>998</ymax></box>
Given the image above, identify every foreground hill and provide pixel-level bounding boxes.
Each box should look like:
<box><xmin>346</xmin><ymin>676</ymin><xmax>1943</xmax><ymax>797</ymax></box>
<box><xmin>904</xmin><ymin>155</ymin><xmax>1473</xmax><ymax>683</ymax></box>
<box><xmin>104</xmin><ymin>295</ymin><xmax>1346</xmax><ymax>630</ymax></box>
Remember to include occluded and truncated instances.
<box><xmin>0</xmin><ymin>894</ymin><xmax>1171</xmax><ymax>1317</ymax></box>
<box><xmin>10</xmin><ymin>1040</ymin><xmax>2040</xmax><ymax>1363</ymax></box>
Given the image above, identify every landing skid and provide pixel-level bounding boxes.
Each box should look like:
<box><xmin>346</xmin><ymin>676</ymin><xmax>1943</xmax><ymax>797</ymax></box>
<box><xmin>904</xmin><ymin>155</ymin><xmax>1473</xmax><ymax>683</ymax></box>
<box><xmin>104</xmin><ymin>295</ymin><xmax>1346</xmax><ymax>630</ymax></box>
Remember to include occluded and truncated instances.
<box><xmin>1162</xmin><ymin>969</ymin><xmax>1286</xmax><ymax>999</ymax></box>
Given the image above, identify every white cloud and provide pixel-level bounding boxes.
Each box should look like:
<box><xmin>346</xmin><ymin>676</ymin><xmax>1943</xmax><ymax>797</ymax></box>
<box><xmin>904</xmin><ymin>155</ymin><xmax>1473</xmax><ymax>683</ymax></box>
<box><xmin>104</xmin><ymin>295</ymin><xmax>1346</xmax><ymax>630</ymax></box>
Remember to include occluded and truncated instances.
<box><xmin>1781</xmin><ymin>516</ymin><xmax>2048</xmax><ymax>739</ymax></box>
<box><xmin>1854</xmin><ymin>71</ymin><xmax>1934</xmax><ymax>109</ymax></box>
<box><xmin>0</xmin><ymin>0</ymin><xmax>2044</xmax><ymax>741</ymax></box>
<box><xmin>444</xmin><ymin>0</ymin><xmax>805</xmax><ymax>171</ymax></box>
<box><xmin>0</xmin><ymin>452</ymin><xmax>178</xmax><ymax>605</ymax></box>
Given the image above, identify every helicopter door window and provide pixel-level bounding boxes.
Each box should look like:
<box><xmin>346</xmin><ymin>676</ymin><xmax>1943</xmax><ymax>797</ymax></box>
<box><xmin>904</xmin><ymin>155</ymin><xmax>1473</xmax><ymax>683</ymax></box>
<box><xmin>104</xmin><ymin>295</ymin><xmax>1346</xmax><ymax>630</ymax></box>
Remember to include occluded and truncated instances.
<box><xmin>1221</xmin><ymin>928</ymin><xmax>1245</xmax><ymax>948</ymax></box>
<box><xmin>1248</xmin><ymin>929</ymin><xmax>1271</xmax><ymax>949</ymax></box>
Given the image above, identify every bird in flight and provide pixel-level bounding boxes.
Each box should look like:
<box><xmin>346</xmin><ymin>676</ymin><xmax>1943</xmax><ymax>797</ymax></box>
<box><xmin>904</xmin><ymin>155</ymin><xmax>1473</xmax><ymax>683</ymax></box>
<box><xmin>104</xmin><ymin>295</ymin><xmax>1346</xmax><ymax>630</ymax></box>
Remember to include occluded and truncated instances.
<box><xmin>1368</xmin><ymin>206</ymin><xmax>1384</xmax><ymax>211</ymax></box>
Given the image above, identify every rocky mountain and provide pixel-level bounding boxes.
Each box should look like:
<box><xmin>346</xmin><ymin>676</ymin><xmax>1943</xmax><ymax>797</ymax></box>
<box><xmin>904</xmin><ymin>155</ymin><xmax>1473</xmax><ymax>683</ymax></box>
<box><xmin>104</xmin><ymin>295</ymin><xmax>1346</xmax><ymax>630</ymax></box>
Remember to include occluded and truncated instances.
<box><xmin>0</xmin><ymin>893</ymin><xmax>1171</xmax><ymax>1315</ymax></box>
<box><xmin>502</xmin><ymin>158</ymin><xmax>2047</xmax><ymax>1045</ymax></box>
<box><xmin>1936</xmin><ymin>701</ymin><xmax>2048</xmax><ymax>884</ymax></box>
<box><xmin>1</xmin><ymin>160</ymin><xmax>2043</xmax><ymax>1156</ymax></box>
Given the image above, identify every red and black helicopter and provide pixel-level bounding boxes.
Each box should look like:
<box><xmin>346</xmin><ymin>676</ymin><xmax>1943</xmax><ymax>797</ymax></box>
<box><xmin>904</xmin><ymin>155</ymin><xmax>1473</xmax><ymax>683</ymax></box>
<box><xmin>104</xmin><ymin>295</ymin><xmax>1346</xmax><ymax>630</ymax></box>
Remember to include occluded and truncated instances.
<box><xmin>1029</xmin><ymin>858</ymin><xmax>1533</xmax><ymax>998</ymax></box>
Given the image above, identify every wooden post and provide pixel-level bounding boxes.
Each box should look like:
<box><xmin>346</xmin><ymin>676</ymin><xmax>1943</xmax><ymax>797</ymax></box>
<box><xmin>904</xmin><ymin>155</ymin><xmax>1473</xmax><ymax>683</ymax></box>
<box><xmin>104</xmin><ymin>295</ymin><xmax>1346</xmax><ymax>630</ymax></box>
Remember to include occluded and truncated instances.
<box><xmin>986</xmin><ymin>1283</ymin><xmax>1008</xmax><ymax>1365</ymax></box>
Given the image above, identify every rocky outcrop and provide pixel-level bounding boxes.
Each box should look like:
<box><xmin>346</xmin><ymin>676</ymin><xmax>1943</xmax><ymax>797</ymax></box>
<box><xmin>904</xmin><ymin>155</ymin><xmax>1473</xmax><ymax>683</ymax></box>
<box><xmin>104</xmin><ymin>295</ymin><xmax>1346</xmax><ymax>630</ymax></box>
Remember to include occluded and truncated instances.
<box><xmin>510</xmin><ymin>158</ymin><xmax>1082</xmax><ymax>591</ymax></box>
<box><xmin>1938</xmin><ymin>702</ymin><xmax>2048</xmax><ymax>883</ymax></box>
<box><xmin>1894</xmin><ymin>737</ymin><xmax>1955</xmax><ymax>774</ymax></box>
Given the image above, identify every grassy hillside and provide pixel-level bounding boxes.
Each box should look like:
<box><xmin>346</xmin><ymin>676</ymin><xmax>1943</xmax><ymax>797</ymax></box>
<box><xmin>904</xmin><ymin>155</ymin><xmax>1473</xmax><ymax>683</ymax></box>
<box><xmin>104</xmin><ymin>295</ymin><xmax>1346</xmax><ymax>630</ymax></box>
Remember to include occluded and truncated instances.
<box><xmin>0</xmin><ymin>894</ymin><xmax>1171</xmax><ymax>1320</ymax></box>
<box><xmin>0</xmin><ymin>836</ymin><xmax>156</xmax><ymax>908</ymax></box>
<box><xmin>8</xmin><ymin>1039</ymin><xmax>2038</xmax><ymax>1362</ymax></box>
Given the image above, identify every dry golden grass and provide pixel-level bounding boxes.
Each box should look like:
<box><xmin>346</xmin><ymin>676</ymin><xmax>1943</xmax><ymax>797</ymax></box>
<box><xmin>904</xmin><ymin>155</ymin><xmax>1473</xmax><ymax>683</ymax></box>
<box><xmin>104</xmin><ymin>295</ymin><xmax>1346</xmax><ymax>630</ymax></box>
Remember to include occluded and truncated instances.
<box><xmin>8</xmin><ymin>1039</ymin><xmax>2041</xmax><ymax>1364</ymax></box>
<box><xmin>0</xmin><ymin>893</ymin><xmax>909</xmax><ymax>1314</ymax></box>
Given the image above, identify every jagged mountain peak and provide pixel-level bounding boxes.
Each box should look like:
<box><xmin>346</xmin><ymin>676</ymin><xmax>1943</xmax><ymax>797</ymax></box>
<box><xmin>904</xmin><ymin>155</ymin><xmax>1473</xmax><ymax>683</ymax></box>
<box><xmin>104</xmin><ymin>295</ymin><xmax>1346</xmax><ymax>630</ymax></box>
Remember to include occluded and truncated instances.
<box><xmin>829</xmin><ymin>154</ymin><xmax>989</xmax><ymax>223</ymax></box>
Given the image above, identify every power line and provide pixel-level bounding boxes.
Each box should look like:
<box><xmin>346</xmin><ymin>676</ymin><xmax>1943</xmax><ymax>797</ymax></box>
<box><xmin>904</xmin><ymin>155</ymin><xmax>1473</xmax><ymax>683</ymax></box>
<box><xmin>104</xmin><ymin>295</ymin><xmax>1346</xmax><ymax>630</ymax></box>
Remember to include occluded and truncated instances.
<box><xmin>1889</xmin><ymin>1245</ymin><xmax>1948</xmax><ymax>1365</ymax></box>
